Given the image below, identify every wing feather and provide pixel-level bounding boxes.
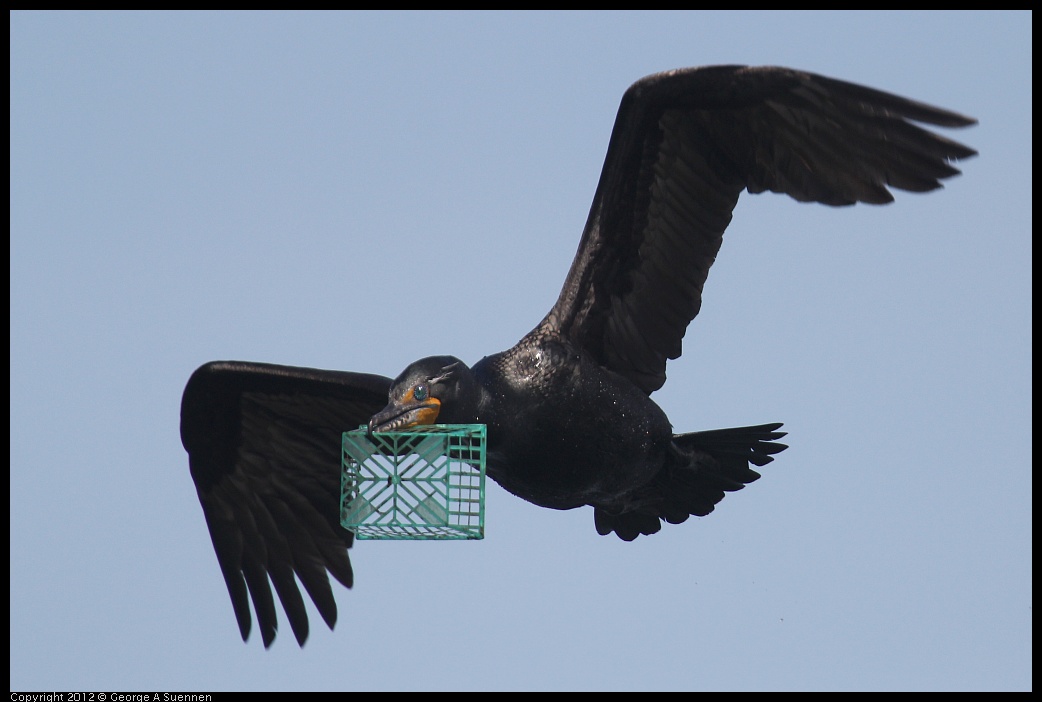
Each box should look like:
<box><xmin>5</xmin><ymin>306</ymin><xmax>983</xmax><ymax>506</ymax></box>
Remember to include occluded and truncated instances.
<box><xmin>181</xmin><ymin>361</ymin><xmax>390</xmax><ymax>647</ymax></box>
<box><xmin>541</xmin><ymin>65</ymin><xmax>976</xmax><ymax>393</ymax></box>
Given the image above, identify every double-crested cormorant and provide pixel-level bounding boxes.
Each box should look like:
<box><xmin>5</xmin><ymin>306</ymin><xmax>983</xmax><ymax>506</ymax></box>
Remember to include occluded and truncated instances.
<box><xmin>180</xmin><ymin>65</ymin><xmax>976</xmax><ymax>647</ymax></box>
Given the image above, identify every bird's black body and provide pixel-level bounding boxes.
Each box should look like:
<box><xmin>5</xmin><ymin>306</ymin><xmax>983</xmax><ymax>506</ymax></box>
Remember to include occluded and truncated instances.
<box><xmin>423</xmin><ymin>342</ymin><xmax>675</xmax><ymax>513</ymax></box>
<box><xmin>180</xmin><ymin>65</ymin><xmax>976</xmax><ymax>646</ymax></box>
<box><xmin>475</xmin><ymin>338</ymin><xmax>673</xmax><ymax>513</ymax></box>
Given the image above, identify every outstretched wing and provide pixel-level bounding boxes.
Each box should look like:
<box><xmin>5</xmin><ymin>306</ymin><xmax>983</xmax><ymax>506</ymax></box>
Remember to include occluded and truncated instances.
<box><xmin>542</xmin><ymin>65</ymin><xmax>977</xmax><ymax>394</ymax></box>
<box><xmin>181</xmin><ymin>361</ymin><xmax>391</xmax><ymax>647</ymax></box>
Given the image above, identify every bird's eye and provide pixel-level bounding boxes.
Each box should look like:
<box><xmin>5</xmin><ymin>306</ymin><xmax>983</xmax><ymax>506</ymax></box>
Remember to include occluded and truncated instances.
<box><xmin>413</xmin><ymin>384</ymin><xmax>428</xmax><ymax>401</ymax></box>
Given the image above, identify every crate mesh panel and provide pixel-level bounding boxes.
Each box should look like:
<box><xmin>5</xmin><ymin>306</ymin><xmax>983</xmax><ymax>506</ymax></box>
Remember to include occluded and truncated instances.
<box><xmin>341</xmin><ymin>424</ymin><xmax>485</xmax><ymax>540</ymax></box>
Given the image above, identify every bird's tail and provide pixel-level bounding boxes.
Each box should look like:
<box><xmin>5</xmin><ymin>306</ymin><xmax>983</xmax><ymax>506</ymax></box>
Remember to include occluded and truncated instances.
<box><xmin>594</xmin><ymin>423</ymin><xmax>788</xmax><ymax>541</ymax></box>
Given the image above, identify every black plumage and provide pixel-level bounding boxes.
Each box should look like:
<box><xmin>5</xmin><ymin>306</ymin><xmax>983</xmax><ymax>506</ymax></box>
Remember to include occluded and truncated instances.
<box><xmin>180</xmin><ymin>65</ymin><xmax>976</xmax><ymax>646</ymax></box>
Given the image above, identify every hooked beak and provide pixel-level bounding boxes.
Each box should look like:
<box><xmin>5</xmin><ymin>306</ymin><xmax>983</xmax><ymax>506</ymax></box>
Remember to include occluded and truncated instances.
<box><xmin>367</xmin><ymin>394</ymin><xmax>441</xmax><ymax>435</ymax></box>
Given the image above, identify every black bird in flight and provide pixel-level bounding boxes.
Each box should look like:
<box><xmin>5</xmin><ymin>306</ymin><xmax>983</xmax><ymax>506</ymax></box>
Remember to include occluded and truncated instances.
<box><xmin>180</xmin><ymin>65</ymin><xmax>976</xmax><ymax>647</ymax></box>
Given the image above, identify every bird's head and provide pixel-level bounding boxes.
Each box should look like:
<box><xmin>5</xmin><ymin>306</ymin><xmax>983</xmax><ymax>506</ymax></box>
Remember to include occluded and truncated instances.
<box><xmin>367</xmin><ymin>356</ymin><xmax>471</xmax><ymax>433</ymax></box>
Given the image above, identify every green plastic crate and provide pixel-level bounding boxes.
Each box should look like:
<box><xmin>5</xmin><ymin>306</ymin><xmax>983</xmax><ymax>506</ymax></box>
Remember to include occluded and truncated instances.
<box><xmin>341</xmin><ymin>424</ymin><xmax>486</xmax><ymax>540</ymax></box>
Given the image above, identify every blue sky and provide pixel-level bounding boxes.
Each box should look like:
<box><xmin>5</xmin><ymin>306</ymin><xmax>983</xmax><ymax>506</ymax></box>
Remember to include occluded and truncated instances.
<box><xmin>10</xmin><ymin>11</ymin><xmax>1031</xmax><ymax>692</ymax></box>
